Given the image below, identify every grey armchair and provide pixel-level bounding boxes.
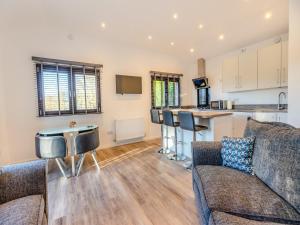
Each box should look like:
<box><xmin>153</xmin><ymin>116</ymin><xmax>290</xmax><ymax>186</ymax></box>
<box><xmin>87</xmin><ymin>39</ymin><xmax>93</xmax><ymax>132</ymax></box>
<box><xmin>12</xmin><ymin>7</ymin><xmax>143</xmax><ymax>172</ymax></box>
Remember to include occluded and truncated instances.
<box><xmin>191</xmin><ymin>118</ymin><xmax>300</xmax><ymax>225</ymax></box>
<box><xmin>0</xmin><ymin>160</ymin><xmax>47</xmax><ymax>225</ymax></box>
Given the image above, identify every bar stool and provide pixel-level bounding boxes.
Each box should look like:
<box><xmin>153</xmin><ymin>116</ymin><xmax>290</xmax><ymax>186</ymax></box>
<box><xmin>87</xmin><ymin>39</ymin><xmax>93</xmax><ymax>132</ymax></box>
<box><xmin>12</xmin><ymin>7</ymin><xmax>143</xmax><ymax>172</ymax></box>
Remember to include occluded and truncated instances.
<box><xmin>35</xmin><ymin>133</ymin><xmax>67</xmax><ymax>178</ymax></box>
<box><xmin>150</xmin><ymin>109</ymin><xmax>169</xmax><ymax>154</ymax></box>
<box><xmin>178</xmin><ymin>111</ymin><xmax>208</xmax><ymax>168</ymax></box>
<box><xmin>162</xmin><ymin>110</ymin><xmax>182</xmax><ymax>160</ymax></box>
<box><xmin>75</xmin><ymin>128</ymin><xmax>100</xmax><ymax>176</ymax></box>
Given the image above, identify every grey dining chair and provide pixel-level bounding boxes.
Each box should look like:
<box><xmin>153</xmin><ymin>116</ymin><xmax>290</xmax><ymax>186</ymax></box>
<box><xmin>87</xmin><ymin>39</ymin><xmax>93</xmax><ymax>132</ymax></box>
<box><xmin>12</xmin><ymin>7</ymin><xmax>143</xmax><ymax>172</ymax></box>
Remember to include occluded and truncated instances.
<box><xmin>35</xmin><ymin>133</ymin><xmax>67</xmax><ymax>178</ymax></box>
<box><xmin>178</xmin><ymin>111</ymin><xmax>208</xmax><ymax>169</ymax></box>
<box><xmin>150</xmin><ymin>109</ymin><xmax>171</xmax><ymax>154</ymax></box>
<box><xmin>75</xmin><ymin>128</ymin><xmax>100</xmax><ymax>176</ymax></box>
<box><xmin>162</xmin><ymin>110</ymin><xmax>181</xmax><ymax>160</ymax></box>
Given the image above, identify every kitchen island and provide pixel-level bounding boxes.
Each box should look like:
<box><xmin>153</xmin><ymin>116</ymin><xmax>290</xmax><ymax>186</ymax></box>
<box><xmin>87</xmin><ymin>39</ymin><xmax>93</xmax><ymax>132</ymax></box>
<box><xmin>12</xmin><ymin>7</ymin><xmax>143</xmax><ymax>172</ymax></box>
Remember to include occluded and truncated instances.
<box><xmin>164</xmin><ymin>108</ymin><xmax>233</xmax><ymax>158</ymax></box>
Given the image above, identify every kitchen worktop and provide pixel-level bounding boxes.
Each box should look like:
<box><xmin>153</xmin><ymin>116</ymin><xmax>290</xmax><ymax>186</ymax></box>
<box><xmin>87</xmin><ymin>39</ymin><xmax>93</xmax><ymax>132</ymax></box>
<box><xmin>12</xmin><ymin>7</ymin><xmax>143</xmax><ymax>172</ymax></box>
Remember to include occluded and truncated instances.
<box><xmin>170</xmin><ymin>109</ymin><xmax>232</xmax><ymax>119</ymax></box>
<box><xmin>181</xmin><ymin>104</ymin><xmax>288</xmax><ymax>113</ymax></box>
<box><xmin>197</xmin><ymin>108</ymin><xmax>287</xmax><ymax>113</ymax></box>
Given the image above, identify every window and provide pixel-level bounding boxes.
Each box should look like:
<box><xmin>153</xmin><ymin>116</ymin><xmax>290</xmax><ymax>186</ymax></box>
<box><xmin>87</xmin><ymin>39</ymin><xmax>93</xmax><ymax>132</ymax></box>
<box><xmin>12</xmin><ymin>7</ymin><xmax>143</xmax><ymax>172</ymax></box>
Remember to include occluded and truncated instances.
<box><xmin>34</xmin><ymin>57</ymin><xmax>102</xmax><ymax>116</ymax></box>
<box><xmin>151</xmin><ymin>72</ymin><xmax>181</xmax><ymax>108</ymax></box>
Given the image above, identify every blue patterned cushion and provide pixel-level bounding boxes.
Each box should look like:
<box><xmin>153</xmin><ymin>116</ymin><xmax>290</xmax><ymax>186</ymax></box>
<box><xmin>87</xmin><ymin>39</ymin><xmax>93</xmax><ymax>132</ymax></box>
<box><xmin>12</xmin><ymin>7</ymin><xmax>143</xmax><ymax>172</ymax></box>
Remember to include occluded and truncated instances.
<box><xmin>221</xmin><ymin>136</ymin><xmax>255</xmax><ymax>174</ymax></box>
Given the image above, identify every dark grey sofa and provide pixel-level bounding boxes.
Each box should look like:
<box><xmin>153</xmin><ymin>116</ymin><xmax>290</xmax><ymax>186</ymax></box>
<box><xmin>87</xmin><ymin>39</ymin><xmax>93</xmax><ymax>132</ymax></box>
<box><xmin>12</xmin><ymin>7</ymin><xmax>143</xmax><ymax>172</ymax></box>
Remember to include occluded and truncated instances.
<box><xmin>0</xmin><ymin>160</ymin><xmax>47</xmax><ymax>225</ymax></box>
<box><xmin>192</xmin><ymin>118</ymin><xmax>300</xmax><ymax>225</ymax></box>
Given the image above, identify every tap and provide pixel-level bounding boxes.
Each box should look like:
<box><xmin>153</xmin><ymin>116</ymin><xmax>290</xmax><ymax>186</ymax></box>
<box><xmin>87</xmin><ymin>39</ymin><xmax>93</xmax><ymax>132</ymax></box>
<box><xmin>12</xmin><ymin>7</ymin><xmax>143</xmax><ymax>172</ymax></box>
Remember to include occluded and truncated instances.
<box><xmin>278</xmin><ymin>92</ymin><xmax>287</xmax><ymax>110</ymax></box>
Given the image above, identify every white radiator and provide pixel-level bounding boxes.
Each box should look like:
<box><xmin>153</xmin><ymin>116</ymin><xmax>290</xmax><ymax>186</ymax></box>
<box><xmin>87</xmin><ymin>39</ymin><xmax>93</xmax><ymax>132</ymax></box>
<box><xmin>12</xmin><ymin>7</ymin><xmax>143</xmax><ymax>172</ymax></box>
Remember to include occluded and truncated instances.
<box><xmin>115</xmin><ymin>117</ymin><xmax>145</xmax><ymax>143</ymax></box>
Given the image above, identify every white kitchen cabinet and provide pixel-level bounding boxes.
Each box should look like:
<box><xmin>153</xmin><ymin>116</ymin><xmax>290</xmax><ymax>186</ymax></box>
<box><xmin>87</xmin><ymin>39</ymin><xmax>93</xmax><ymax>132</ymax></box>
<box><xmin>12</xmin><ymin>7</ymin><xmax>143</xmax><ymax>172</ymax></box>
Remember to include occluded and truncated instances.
<box><xmin>258</xmin><ymin>42</ymin><xmax>282</xmax><ymax>89</ymax></box>
<box><xmin>253</xmin><ymin>112</ymin><xmax>277</xmax><ymax>122</ymax></box>
<box><xmin>277</xmin><ymin>113</ymin><xmax>288</xmax><ymax>123</ymax></box>
<box><xmin>238</xmin><ymin>49</ymin><xmax>258</xmax><ymax>91</ymax></box>
<box><xmin>281</xmin><ymin>40</ymin><xmax>288</xmax><ymax>87</ymax></box>
<box><xmin>222</xmin><ymin>56</ymin><xmax>238</xmax><ymax>92</ymax></box>
<box><xmin>232</xmin><ymin>112</ymin><xmax>253</xmax><ymax>137</ymax></box>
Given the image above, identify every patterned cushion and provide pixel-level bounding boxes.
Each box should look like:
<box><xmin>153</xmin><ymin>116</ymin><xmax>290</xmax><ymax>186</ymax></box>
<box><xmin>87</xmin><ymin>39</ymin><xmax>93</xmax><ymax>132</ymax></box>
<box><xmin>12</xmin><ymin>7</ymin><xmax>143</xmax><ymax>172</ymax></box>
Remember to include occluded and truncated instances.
<box><xmin>221</xmin><ymin>136</ymin><xmax>255</xmax><ymax>174</ymax></box>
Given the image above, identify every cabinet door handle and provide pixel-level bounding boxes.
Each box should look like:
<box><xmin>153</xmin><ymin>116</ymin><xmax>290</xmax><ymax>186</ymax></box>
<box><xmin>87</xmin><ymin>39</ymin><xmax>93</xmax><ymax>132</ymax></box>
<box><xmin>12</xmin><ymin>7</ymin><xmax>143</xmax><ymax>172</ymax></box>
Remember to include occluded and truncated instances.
<box><xmin>277</xmin><ymin>69</ymin><xmax>281</xmax><ymax>85</ymax></box>
<box><xmin>282</xmin><ymin>67</ymin><xmax>286</xmax><ymax>83</ymax></box>
<box><xmin>235</xmin><ymin>76</ymin><xmax>237</xmax><ymax>88</ymax></box>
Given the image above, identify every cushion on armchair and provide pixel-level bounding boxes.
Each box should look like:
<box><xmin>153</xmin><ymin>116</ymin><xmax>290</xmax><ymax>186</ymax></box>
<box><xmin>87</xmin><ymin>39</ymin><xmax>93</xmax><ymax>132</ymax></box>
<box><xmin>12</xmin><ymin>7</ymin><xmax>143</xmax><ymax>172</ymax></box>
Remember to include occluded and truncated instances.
<box><xmin>221</xmin><ymin>136</ymin><xmax>255</xmax><ymax>174</ymax></box>
<box><xmin>209</xmin><ymin>211</ymin><xmax>291</xmax><ymax>225</ymax></box>
<box><xmin>244</xmin><ymin>119</ymin><xmax>300</xmax><ymax>213</ymax></box>
<box><xmin>0</xmin><ymin>195</ymin><xmax>45</xmax><ymax>225</ymax></box>
<box><xmin>193</xmin><ymin>165</ymin><xmax>300</xmax><ymax>224</ymax></box>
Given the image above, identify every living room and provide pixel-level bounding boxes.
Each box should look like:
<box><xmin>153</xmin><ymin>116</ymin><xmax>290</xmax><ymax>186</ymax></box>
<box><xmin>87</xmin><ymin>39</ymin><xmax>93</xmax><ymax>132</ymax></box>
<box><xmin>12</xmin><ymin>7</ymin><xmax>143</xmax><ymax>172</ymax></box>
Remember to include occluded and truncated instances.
<box><xmin>0</xmin><ymin>1</ymin><xmax>299</xmax><ymax>225</ymax></box>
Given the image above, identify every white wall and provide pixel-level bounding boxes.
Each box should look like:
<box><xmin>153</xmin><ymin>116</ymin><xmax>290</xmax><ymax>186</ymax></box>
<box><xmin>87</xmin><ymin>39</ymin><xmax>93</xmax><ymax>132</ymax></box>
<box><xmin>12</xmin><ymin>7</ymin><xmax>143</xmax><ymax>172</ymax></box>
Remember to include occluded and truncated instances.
<box><xmin>288</xmin><ymin>0</ymin><xmax>300</xmax><ymax>127</ymax></box>
<box><xmin>0</xmin><ymin>26</ymin><xmax>193</xmax><ymax>165</ymax></box>
<box><xmin>191</xmin><ymin>34</ymin><xmax>288</xmax><ymax>106</ymax></box>
<box><xmin>0</xmin><ymin>37</ymin><xmax>8</xmax><ymax>163</ymax></box>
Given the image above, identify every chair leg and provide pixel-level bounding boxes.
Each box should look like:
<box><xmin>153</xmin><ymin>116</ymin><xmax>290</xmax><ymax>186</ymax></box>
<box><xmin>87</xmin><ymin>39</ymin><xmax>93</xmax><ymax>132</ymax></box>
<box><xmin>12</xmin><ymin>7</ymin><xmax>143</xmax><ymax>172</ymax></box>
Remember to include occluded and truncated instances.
<box><xmin>158</xmin><ymin>124</ymin><xmax>164</xmax><ymax>153</ymax></box>
<box><xmin>58</xmin><ymin>158</ymin><xmax>68</xmax><ymax>169</ymax></box>
<box><xmin>183</xmin><ymin>131</ymin><xmax>196</xmax><ymax>170</ymax></box>
<box><xmin>91</xmin><ymin>150</ymin><xmax>100</xmax><ymax>169</ymax></box>
<box><xmin>76</xmin><ymin>154</ymin><xmax>86</xmax><ymax>176</ymax></box>
<box><xmin>55</xmin><ymin>158</ymin><xmax>67</xmax><ymax>178</ymax></box>
<box><xmin>165</xmin><ymin>126</ymin><xmax>169</xmax><ymax>153</ymax></box>
<box><xmin>174</xmin><ymin>127</ymin><xmax>178</xmax><ymax>160</ymax></box>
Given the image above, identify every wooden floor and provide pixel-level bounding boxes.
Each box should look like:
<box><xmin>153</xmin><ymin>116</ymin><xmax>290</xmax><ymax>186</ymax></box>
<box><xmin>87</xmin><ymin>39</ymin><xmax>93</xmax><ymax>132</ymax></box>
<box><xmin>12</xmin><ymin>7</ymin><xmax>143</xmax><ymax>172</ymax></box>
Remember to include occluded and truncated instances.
<box><xmin>48</xmin><ymin>139</ymin><xmax>199</xmax><ymax>225</ymax></box>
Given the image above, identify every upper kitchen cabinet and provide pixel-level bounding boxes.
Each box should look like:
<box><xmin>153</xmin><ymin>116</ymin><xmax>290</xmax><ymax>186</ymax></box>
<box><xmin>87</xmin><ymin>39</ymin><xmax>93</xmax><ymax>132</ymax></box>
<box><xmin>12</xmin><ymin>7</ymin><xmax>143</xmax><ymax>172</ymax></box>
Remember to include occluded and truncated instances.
<box><xmin>238</xmin><ymin>49</ymin><xmax>258</xmax><ymax>91</ymax></box>
<box><xmin>281</xmin><ymin>40</ymin><xmax>288</xmax><ymax>87</ymax></box>
<box><xmin>222</xmin><ymin>56</ymin><xmax>238</xmax><ymax>92</ymax></box>
<box><xmin>258</xmin><ymin>42</ymin><xmax>282</xmax><ymax>89</ymax></box>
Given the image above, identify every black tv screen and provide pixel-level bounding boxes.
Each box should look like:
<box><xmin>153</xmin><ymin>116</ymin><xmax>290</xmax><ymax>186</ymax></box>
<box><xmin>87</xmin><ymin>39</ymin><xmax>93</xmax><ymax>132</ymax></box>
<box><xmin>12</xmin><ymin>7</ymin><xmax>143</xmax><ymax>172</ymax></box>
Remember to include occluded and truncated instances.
<box><xmin>116</xmin><ymin>75</ymin><xmax>142</xmax><ymax>94</ymax></box>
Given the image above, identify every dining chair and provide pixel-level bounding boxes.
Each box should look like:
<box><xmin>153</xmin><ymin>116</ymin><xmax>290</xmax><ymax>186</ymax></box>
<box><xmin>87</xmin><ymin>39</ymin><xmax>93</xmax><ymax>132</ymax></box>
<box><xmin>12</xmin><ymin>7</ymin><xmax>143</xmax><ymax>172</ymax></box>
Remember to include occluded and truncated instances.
<box><xmin>178</xmin><ymin>111</ymin><xmax>208</xmax><ymax>169</ymax></box>
<box><xmin>75</xmin><ymin>128</ymin><xmax>100</xmax><ymax>176</ymax></box>
<box><xmin>35</xmin><ymin>133</ymin><xmax>67</xmax><ymax>178</ymax></box>
<box><xmin>162</xmin><ymin>110</ymin><xmax>181</xmax><ymax>160</ymax></box>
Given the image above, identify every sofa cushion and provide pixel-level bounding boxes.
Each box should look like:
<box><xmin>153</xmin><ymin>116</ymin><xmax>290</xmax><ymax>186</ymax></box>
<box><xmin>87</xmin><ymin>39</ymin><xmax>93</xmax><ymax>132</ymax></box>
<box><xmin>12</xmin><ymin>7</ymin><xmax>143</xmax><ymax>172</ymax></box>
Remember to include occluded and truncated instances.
<box><xmin>193</xmin><ymin>165</ymin><xmax>300</xmax><ymax>224</ymax></box>
<box><xmin>209</xmin><ymin>211</ymin><xmax>290</xmax><ymax>225</ymax></box>
<box><xmin>0</xmin><ymin>195</ymin><xmax>45</xmax><ymax>225</ymax></box>
<box><xmin>244</xmin><ymin>119</ymin><xmax>300</xmax><ymax>213</ymax></box>
<box><xmin>221</xmin><ymin>136</ymin><xmax>255</xmax><ymax>174</ymax></box>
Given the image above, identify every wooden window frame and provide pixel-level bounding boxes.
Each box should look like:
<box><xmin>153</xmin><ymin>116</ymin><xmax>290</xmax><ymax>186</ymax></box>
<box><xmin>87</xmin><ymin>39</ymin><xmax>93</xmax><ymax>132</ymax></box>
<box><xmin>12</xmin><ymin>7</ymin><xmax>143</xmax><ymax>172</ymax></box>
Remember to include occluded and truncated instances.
<box><xmin>34</xmin><ymin>57</ymin><xmax>102</xmax><ymax>117</ymax></box>
<box><xmin>151</xmin><ymin>72</ymin><xmax>181</xmax><ymax>109</ymax></box>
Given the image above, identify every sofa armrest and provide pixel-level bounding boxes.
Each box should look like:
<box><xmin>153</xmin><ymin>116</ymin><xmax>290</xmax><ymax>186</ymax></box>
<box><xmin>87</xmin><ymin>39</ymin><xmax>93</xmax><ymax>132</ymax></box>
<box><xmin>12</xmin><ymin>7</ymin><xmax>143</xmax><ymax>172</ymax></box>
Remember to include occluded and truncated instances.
<box><xmin>192</xmin><ymin>141</ymin><xmax>223</xmax><ymax>168</ymax></box>
<box><xmin>0</xmin><ymin>160</ymin><xmax>47</xmax><ymax>205</ymax></box>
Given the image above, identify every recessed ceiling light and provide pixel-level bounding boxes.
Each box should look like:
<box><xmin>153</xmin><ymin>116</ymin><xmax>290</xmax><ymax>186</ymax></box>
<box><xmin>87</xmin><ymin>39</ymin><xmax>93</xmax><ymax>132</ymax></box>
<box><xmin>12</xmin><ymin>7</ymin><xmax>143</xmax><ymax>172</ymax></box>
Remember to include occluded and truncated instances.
<box><xmin>219</xmin><ymin>34</ymin><xmax>224</xmax><ymax>40</ymax></box>
<box><xmin>170</xmin><ymin>42</ymin><xmax>175</xmax><ymax>46</ymax></box>
<box><xmin>148</xmin><ymin>35</ymin><xmax>152</xmax><ymax>40</ymax></box>
<box><xmin>190</xmin><ymin>48</ymin><xmax>195</xmax><ymax>53</ymax></box>
<box><xmin>173</xmin><ymin>13</ymin><xmax>178</xmax><ymax>20</ymax></box>
<box><xmin>198</xmin><ymin>24</ymin><xmax>204</xmax><ymax>29</ymax></box>
<box><xmin>101</xmin><ymin>22</ymin><xmax>106</xmax><ymax>29</ymax></box>
<box><xmin>265</xmin><ymin>12</ymin><xmax>272</xmax><ymax>19</ymax></box>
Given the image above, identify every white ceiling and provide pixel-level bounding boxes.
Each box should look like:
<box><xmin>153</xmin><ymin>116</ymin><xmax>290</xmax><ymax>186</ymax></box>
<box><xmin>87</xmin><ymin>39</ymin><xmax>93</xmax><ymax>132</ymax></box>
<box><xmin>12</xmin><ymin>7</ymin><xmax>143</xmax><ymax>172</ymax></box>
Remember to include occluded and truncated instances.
<box><xmin>0</xmin><ymin>0</ymin><xmax>288</xmax><ymax>60</ymax></box>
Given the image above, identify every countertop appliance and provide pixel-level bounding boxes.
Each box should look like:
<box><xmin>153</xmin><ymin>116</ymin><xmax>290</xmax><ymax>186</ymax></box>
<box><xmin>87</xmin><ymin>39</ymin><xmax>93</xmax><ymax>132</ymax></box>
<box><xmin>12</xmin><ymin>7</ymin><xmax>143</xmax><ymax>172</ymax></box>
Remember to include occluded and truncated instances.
<box><xmin>193</xmin><ymin>59</ymin><xmax>210</xmax><ymax>108</ymax></box>
<box><xmin>211</xmin><ymin>100</ymin><xmax>228</xmax><ymax>110</ymax></box>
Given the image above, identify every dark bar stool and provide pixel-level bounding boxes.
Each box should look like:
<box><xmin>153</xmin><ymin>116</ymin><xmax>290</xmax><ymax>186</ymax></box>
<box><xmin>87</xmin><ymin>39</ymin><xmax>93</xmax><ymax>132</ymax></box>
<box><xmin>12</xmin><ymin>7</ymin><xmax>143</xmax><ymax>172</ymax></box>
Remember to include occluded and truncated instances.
<box><xmin>150</xmin><ymin>109</ymin><xmax>169</xmax><ymax>154</ymax></box>
<box><xmin>162</xmin><ymin>110</ymin><xmax>182</xmax><ymax>160</ymax></box>
<box><xmin>35</xmin><ymin>133</ymin><xmax>67</xmax><ymax>178</ymax></box>
<box><xmin>178</xmin><ymin>111</ymin><xmax>208</xmax><ymax>168</ymax></box>
<box><xmin>75</xmin><ymin>128</ymin><xmax>100</xmax><ymax>176</ymax></box>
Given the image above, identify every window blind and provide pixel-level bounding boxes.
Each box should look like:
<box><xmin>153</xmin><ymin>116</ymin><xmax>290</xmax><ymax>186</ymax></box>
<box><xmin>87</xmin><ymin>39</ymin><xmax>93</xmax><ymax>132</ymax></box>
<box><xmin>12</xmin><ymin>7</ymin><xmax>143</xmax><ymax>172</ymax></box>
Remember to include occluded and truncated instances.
<box><xmin>34</xmin><ymin>57</ymin><xmax>102</xmax><ymax>117</ymax></box>
<box><xmin>150</xmin><ymin>71</ymin><xmax>182</xmax><ymax>109</ymax></box>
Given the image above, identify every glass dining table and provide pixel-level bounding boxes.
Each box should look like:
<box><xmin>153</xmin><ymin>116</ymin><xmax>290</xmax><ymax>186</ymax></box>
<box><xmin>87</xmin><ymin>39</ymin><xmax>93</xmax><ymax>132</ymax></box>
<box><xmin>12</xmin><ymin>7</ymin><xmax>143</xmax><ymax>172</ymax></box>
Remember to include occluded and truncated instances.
<box><xmin>39</xmin><ymin>125</ymin><xmax>98</xmax><ymax>177</ymax></box>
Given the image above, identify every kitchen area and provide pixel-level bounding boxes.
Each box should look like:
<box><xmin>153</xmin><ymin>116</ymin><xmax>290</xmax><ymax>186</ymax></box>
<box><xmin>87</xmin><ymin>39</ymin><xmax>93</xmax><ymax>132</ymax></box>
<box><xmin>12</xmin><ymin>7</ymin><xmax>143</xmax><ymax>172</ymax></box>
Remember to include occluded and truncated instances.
<box><xmin>163</xmin><ymin>34</ymin><xmax>288</xmax><ymax>159</ymax></box>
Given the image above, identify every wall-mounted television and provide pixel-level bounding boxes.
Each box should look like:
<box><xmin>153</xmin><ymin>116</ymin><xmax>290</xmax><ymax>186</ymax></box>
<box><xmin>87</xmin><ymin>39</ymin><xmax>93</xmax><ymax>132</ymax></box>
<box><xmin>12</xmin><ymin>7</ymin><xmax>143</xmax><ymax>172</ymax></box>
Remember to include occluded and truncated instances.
<box><xmin>116</xmin><ymin>75</ymin><xmax>142</xmax><ymax>94</ymax></box>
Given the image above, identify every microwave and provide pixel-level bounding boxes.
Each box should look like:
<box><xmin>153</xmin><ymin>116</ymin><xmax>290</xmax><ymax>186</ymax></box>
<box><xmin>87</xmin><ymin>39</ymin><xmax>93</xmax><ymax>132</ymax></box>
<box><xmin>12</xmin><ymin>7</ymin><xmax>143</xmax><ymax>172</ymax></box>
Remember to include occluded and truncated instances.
<box><xmin>210</xmin><ymin>100</ymin><xmax>227</xmax><ymax>110</ymax></box>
